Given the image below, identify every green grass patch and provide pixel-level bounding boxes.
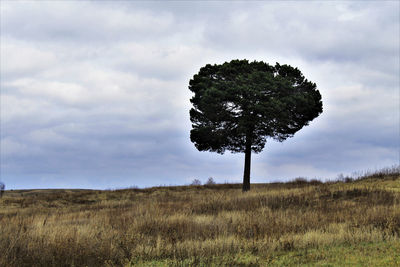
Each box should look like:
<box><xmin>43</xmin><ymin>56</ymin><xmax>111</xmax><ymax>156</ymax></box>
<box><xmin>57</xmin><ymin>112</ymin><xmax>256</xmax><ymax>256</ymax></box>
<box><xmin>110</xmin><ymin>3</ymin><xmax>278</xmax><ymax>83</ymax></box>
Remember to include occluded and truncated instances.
<box><xmin>126</xmin><ymin>241</ymin><xmax>400</xmax><ymax>267</ymax></box>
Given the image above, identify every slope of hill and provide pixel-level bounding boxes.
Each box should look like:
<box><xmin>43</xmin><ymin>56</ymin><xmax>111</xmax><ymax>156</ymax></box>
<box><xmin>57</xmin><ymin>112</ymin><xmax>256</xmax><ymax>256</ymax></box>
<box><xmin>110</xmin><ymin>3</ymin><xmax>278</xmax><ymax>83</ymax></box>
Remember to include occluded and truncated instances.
<box><xmin>0</xmin><ymin>169</ymin><xmax>399</xmax><ymax>266</ymax></box>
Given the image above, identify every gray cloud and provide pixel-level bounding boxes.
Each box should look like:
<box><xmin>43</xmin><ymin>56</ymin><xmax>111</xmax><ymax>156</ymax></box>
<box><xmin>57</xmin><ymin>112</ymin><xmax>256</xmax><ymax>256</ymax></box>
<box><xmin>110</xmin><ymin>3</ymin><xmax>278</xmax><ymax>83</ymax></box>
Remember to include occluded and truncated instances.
<box><xmin>1</xmin><ymin>1</ymin><xmax>398</xmax><ymax>189</ymax></box>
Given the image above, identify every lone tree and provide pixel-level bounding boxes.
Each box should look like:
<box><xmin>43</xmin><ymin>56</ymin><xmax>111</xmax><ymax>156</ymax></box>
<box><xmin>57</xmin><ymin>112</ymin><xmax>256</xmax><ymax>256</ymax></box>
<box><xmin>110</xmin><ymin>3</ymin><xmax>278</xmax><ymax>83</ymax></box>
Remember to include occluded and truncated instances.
<box><xmin>189</xmin><ymin>59</ymin><xmax>323</xmax><ymax>191</ymax></box>
<box><xmin>0</xmin><ymin>182</ymin><xmax>4</xmax><ymax>198</ymax></box>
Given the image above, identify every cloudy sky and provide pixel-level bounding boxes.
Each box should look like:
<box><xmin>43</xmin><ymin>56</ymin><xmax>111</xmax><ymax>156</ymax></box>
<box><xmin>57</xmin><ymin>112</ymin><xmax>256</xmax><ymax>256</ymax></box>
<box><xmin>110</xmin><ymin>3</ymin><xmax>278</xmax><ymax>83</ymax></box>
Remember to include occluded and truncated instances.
<box><xmin>1</xmin><ymin>1</ymin><xmax>399</xmax><ymax>189</ymax></box>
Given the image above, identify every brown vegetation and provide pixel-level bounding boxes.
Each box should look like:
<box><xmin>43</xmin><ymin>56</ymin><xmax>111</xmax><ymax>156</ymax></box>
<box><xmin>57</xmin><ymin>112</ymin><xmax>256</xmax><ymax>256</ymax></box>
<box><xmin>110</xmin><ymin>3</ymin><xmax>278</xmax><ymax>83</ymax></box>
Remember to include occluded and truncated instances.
<box><xmin>0</xmin><ymin>169</ymin><xmax>399</xmax><ymax>266</ymax></box>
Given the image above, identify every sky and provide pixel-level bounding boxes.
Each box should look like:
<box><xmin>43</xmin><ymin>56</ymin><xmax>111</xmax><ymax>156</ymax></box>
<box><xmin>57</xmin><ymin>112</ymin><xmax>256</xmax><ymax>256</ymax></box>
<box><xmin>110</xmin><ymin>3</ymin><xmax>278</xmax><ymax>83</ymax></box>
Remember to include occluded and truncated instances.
<box><xmin>1</xmin><ymin>1</ymin><xmax>399</xmax><ymax>189</ymax></box>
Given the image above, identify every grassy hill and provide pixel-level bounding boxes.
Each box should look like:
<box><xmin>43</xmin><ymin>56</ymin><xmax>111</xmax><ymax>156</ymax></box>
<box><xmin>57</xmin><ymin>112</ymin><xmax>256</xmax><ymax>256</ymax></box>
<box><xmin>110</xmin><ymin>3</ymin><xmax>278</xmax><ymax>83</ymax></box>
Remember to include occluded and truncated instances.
<box><xmin>0</xmin><ymin>169</ymin><xmax>399</xmax><ymax>266</ymax></box>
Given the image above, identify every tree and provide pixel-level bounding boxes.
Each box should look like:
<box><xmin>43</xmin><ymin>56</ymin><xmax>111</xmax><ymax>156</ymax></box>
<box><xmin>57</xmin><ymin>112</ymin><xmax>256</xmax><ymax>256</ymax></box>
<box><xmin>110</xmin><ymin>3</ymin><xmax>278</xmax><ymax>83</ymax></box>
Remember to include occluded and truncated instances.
<box><xmin>191</xmin><ymin>179</ymin><xmax>202</xmax><ymax>186</ymax></box>
<box><xmin>205</xmin><ymin>177</ymin><xmax>216</xmax><ymax>185</ymax></box>
<box><xmin>189</xmin><ymin>59</ymin><xmax>323</xmax><ymax>191</ymax></box>
<box><xmin>0</xmin><ymin>182</ymin><xmax>4</xmax><ymax>198</ymax></box>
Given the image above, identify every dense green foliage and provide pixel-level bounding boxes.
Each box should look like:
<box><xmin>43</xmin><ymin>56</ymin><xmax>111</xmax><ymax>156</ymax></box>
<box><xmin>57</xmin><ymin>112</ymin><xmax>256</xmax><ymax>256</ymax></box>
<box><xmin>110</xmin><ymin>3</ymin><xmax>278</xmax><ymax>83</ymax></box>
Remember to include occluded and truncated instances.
<box><xmin>189</xmin><ymin>59</ymin><xmax>323</xmax><ymax>154</ymax></box>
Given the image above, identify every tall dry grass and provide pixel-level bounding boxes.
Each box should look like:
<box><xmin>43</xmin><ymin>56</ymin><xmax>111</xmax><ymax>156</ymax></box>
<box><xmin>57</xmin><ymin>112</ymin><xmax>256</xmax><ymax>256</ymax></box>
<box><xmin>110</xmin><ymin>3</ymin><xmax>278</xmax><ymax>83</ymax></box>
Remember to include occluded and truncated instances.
<box><xmin>0</xmin><ymin>170</ymin><xmax>399</xmax><ymax>266</ymax></box>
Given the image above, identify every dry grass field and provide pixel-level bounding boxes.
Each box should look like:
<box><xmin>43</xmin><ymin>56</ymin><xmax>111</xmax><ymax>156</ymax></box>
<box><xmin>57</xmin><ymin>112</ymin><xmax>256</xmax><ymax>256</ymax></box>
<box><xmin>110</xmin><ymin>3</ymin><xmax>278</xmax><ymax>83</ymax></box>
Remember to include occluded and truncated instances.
<box><xmin>0</xmin><ymin>167</ymin><xmax>399</xmax><ymax>266</ymax></box>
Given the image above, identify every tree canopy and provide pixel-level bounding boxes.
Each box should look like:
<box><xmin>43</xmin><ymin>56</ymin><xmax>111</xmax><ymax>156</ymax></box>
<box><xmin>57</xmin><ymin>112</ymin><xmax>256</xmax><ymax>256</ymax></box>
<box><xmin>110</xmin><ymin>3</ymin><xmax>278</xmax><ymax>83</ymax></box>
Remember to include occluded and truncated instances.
<box><xmin>189</xmin><ymin>59</ymin><xmax>323</xmax><ymax>191</ymax></box>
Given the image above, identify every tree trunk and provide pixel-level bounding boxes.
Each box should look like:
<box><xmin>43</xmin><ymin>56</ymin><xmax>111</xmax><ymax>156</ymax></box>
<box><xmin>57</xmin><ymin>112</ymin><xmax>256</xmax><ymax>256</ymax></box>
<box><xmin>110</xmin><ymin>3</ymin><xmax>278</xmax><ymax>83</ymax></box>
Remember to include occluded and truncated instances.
<box><xmin>242</xmin><ymin>134</ymin><xmax>252</xmax><ymax>192</ymax></box>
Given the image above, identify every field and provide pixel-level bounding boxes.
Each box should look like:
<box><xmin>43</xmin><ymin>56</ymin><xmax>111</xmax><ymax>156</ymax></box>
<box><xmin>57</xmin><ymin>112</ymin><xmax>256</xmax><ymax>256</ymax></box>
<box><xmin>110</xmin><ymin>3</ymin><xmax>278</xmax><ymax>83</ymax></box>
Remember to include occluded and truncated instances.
<box><xmin>0</xmin><ymin>168</ymin><xmax>399</xmax><ymax>266</ymax></box>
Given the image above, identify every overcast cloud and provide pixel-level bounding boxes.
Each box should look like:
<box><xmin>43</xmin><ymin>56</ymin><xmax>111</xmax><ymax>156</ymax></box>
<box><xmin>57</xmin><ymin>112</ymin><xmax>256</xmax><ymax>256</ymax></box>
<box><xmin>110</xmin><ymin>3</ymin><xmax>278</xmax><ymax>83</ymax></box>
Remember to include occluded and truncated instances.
<box><xmin>1</xmin><ymin>1</ymin><xmax>399</xmax><ymax>189</ymax></box>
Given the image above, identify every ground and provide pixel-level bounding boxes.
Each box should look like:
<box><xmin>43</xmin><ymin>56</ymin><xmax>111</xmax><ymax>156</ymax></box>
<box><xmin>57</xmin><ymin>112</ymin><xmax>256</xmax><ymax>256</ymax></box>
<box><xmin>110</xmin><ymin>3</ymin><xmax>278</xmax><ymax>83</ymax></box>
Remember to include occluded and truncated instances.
<box><xmin>0</xmin><ymin>171</ymin><xmax>399</xmax><ymax>266</ymax></box>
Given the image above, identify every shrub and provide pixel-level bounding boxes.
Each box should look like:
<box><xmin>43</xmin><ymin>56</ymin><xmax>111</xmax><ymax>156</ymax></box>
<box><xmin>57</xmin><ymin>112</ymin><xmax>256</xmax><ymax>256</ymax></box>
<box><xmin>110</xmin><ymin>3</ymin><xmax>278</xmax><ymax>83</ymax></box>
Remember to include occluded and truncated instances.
<box><xmin>291</xmin><ymin>177</ymin><xmax>308</xmax><ymax>185</ymax></box>
<box><xmin>205</xmin><ymin>177</ymin><xmax>216</xmax><ymax>185</ymax></box>
<box><xmin>191</xmin><ymin>179</ymin><xmax>202</xmax><ymax>186</ymax></box>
